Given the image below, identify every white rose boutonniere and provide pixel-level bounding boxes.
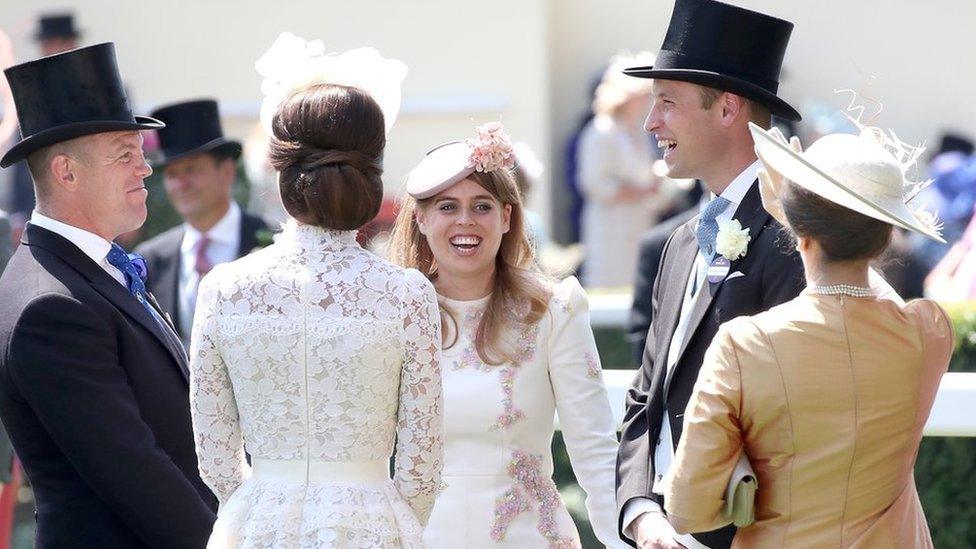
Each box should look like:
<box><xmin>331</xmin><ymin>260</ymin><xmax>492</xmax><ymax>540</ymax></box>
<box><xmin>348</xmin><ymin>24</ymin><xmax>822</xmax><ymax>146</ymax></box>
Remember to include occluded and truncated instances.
<box><xmin>715</xmin><ymin>219</ymin><xmax>751</xmax><ymax>260</ymax></box>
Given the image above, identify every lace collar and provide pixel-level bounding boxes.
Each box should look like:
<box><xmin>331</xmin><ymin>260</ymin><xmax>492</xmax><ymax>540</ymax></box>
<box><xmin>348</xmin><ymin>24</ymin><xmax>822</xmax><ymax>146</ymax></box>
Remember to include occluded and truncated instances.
<box><xmin>279</xmin><ymin>219</ymin><xmax>360</xmax><ymax>252</ymax></box>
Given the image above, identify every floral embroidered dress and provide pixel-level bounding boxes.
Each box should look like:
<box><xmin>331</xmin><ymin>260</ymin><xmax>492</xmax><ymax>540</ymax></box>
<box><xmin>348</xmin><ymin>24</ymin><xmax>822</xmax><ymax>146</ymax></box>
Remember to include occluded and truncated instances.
<box><xmin>424</xmin><ymin>277</ymin><xmax>625</xmax><ymax>548</ymax></box>
<box><xmin>189</xmin><ymin>220</ymin><xmax>443</xmax><ymax>548</ymax></box>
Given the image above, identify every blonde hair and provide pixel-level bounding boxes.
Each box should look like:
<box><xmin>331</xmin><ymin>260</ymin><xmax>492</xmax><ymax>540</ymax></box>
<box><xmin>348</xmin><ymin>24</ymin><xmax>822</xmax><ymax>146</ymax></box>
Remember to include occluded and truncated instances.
<box><xmin>389</xmin><ymin>168</ymin><xmax>550</xmax><ymax>365</ymax></box>
<box><xmin>592</xmin><ymin>51</ymin><xmax>656</xmax><ymax>118</ymax></box>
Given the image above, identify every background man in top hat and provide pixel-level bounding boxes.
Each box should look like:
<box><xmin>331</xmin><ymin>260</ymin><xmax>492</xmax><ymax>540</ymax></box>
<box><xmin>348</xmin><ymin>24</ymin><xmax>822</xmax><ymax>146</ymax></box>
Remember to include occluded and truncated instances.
<box><xmin>0</xmin><ymin>43</ymin><xmax>216</xmax><ymax>548</ymax></box>
<box><xmin>4</xmin><ymin>13</ymin><xmax>82</xmax><ymax>243</ymax></box>
<box><xmin>615</xmin><ymin>1</ymin><xmax>806</xmax><ymax>547</ymax></box>
<box><xmin>136</xmin><ymin>99</ymin><xmax>268</xmax><ymax>346</ymax></box>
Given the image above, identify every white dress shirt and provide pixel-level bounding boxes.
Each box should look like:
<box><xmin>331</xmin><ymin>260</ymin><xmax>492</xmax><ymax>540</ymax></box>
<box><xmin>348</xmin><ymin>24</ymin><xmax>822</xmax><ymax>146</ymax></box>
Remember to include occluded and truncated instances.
<box><xmin>28</xmin><ymin>211</ymin><xmax>127</xmax><ymax>287</ymax></box>
<box><xmin>178</xmin><ymin>202</ymin><xmax>241</xmax><ymax>338</ymax></box>
<box><xmin>623</xmin><ymin>161</ymin><xmax>760</xmax><ymax>547</ymax></box>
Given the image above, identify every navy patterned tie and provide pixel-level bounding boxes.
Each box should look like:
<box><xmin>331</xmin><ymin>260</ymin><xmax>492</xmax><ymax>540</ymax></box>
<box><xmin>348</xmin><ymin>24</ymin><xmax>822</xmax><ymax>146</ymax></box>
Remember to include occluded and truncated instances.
<box><xmin>105</xmin><ymin>243</ymin><xmax>160</xmax><ymax>322</ymax></box>
<box><xmin>696</xmin><ymin>196</ymin><xmax>731</xmax><ymax>263</ymax></box>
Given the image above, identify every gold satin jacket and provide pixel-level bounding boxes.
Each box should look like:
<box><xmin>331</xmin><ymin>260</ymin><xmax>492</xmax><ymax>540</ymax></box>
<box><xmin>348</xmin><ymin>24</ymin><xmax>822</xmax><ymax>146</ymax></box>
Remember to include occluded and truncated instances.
<box><xmin>663</xmin><ymin>292</ymin><xmax>952</xmax><ymax>548</ymax></box>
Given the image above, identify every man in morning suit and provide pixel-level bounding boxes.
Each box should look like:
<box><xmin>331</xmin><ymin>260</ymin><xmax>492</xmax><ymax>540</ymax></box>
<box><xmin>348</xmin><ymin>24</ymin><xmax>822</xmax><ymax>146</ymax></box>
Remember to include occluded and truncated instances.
<box><xmin>615</xmin><ymin>1</ymin><xmax>806</xmax><ymax>548</ymax></box>
<box><xmin>136</xmin><ymin>99</ymin><xmax>268</xmax><ymax>346</ymax></box>
<box><xmin>0</xmin><ymin>43</ymin><xmax>216</xmax><ymax>548</ymax></box>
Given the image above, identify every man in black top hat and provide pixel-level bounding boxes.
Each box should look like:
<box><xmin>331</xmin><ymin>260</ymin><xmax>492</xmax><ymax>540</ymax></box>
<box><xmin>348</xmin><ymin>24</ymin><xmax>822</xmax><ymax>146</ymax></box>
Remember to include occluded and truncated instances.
<box><xmin>136</xmin><ymin>99</ymin><xmax>268</xmax><ymax>346</ymax></box>
<box><xmin>615</xmin><ymin>1</ymin><xmax>805</xmax><ymax>547</ymax></box>
<box><xmin>35</xmin><ymin>13</ymin><xmax>81</xmax><ymax>56</ymax></box>
<box><xmin>0</xmin><ymin>43</ymin><xmax>217</xmax><ymax>548</ymax></box>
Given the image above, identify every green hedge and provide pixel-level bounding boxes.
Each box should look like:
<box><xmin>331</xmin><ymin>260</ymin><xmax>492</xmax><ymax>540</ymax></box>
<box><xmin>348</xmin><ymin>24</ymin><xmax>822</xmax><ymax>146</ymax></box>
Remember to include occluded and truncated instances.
<box><xmin>555</xmin><ymin>311</ymin><xmax>976</xmax><ymax>548</ymax></box>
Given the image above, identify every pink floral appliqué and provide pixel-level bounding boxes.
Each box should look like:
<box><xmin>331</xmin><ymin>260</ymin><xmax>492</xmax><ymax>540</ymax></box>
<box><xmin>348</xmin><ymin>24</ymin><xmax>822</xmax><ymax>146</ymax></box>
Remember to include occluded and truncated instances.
<box><xmin>452</xmin><ymin>300</ymin><xmax>540</xmax><ymax>431</ymax></box>
<box><xmin>490</xmin><ymin>450</ymin><xmax>579</xmax><ymax>548</ymax></box>
<box><xmin>466</xmin><ymin>122</ymin><xmax>515</xmax><ymax>173</ymax></box>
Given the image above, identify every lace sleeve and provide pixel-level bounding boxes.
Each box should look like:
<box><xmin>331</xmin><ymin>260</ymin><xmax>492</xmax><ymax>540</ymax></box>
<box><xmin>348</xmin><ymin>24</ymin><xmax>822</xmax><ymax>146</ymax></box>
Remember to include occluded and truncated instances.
<box><xmin>189</xmin><ymin>267</ymin><xmax>251</xmax><ymax>504</ymax></box>
<box><xmin>548</xmin><ymin>277</ymin><xmax>629</xmax><ymax>548</ymax></box>
<box><xmin>394</xmin><ymin>270</ymin><xmax>444</xmax><ymax>525</ymax></box>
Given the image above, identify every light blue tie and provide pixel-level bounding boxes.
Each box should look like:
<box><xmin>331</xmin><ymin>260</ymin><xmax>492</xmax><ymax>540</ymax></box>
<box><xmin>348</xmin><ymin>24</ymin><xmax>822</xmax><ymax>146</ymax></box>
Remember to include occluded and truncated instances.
<box><xmin>696</xmin><ymin>196</ymin><xmax>731</xmax><ymax>263</ymax></box>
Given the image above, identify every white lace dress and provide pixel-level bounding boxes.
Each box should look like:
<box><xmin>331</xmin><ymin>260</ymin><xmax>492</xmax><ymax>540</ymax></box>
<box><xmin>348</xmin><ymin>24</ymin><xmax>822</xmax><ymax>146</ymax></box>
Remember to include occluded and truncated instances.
<box><xmin>189</xmin><ymin>220</ymin><xmax>443</xmax><ymax>548</ymax></box>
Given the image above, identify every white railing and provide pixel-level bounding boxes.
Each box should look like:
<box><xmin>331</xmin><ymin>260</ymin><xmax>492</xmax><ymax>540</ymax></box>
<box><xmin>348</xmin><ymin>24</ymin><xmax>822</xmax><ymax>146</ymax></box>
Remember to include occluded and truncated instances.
<box><xmin>582</xmin><ymin>293</ymin><xmax>976</xmax><ymax>437</ymax></box>
<box><xmin>595</xmin><ymin>370</ymin><xmax>976</xmax><ymax>437</ymax></box>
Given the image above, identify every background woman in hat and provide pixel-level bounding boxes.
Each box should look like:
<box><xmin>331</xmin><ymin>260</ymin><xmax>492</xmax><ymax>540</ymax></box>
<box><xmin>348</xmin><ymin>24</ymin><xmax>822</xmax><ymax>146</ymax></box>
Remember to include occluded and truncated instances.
<box><xmin>577</xmin><ymin>51</ymin><xmax>676</xmax><ymax>288</ymax></box>
<box><xmin>189</xmin><ymin>33</ymin><xmax>443</xmax><ymax>547</ymax></box>
<box><xmin>390</xmin><ymin>122</ymin><xmax>624</xmax><ymax>548</ymax></box>
<box><xmin>662</xmin><ymin>124</ymin><xmax>951</xmax><ymax>548</ymax></box>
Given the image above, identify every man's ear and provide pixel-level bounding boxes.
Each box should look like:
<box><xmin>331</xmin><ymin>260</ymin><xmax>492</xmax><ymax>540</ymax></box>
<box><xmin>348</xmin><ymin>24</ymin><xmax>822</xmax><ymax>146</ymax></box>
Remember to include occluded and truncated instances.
<box><xmin>720</xmin><ymin>93</ymin><xmax>745</xmax><ymax>128</ymax></box>
<box><xmin>218</xmin><ymin>157</ymin><xmax>236</xmax><ymax>183</ymax></box>
<box><xmin>49</xmin><ymin>152</ymin><xmax>80</xmax><ymax>192</ymax></box>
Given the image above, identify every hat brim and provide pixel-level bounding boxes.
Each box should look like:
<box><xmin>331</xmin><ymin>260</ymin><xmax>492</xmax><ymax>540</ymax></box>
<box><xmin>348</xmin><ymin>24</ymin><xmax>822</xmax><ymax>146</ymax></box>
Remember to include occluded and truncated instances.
<box><xmin>154</xmin><ymin>137</ymin><xmax>243</xmax><ymax>166</ymax></box>
<box><xmin>405</xmin><ymin>141</ymin><xmax>475</xmax><ymax>200</ymax></box>
<box><xmin>34</xmin><ymin>30</ymin><xmax>81</xmax><ymax>40</ymax></box>
<box><xmin>749</xmin><ymin>123</ymin><xmax>946</xmax><ymax>243</ymax></box>
<box><xmin>624</xmin><ymin>65</ymin><xmax>801</xmax><ymax>122</ymax></box>
<box><xmin>0</xmin><ymin>116</ymin><xmax>164</xmax><ymax>168</ymax></box>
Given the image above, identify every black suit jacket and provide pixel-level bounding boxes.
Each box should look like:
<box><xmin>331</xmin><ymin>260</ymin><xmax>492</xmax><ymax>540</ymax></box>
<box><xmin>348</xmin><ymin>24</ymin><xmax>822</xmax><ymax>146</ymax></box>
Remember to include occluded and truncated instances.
<box><xmin>628</xmin><ymin>207</ymin><xmax>698</xmax><ymax>366</ymax></box>
<box><xmin>616</xmin><ymin>182</ymin><xmax>805</xmax><ymax>548</ymax></box>
<box><xmin>0</xmin><ymin>224</ymin><xmax>217</xmax><ymax>548</ymax></box>
<box><xmin>136</xmin><ymin>212</ymin><xmax>268</xmax><ymax>339</ymax></box>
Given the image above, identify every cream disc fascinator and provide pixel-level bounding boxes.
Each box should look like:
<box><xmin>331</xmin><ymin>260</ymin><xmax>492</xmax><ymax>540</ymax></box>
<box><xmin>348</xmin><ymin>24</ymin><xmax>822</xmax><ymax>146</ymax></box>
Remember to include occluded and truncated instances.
<box><xmin>255</xmin><ymin>32</ymin><xmax>408</xmax><ymax>135</ymax></box>
<box><xmin>750</xmin><ymin>121</ymin><xmax>946</xmax><ymax>243</ymax></box>
<box><xmin>405</xmin><ymin>122</ymin><xmax>516</xmax><ymax>200</ymax></box>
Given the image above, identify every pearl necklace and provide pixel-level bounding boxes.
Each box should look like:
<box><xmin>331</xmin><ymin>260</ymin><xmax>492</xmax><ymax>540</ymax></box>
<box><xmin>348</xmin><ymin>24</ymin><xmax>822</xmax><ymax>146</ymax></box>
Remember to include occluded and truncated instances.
<box><xmin>808</xmin><ymin>283</ymin><xmax>874</xmax><ymax>298</ymax></box>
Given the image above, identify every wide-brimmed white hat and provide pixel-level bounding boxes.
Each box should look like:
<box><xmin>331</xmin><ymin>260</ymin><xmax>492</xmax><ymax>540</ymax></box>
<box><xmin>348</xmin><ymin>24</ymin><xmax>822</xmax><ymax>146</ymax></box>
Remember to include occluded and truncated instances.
<box><xmin>749</xmin><ymin>122</ymin><xmax>945</xmax><ymax>243</ymax></box>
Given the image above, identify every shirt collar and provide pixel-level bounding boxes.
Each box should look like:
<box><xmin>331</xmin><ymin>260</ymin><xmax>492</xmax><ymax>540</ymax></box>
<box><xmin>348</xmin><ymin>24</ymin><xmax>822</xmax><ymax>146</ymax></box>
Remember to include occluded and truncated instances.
<box><xmin>181</xmin><ymin>202</ymin><xmax>241</xmax><ymax>253</ymax></box>
<box><xmin>714</xmin><ymin>160</ymin><xmax>761</xmax><ymax>207</ymax></box>
<box><xmin>28</xmin><ymin>210</ymin><xmax>114</xmax><ymax>265</ymax></box>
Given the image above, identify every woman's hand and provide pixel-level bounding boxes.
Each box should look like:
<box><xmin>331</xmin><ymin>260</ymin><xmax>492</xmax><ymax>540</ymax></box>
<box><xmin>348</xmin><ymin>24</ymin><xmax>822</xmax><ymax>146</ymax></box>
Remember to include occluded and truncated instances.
<box><xmin>756</xmin><ymin>127</ymin><xmax>803</xmax><ymax>226</ymax></box>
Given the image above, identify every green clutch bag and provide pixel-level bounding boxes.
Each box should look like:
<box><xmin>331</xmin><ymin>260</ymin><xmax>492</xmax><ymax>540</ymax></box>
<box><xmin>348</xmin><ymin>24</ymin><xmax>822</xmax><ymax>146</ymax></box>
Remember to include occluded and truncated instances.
<box><xmin>722</xmin><ymin>453</ymin><xmax>758</xmax><ymax>527</ymax></box>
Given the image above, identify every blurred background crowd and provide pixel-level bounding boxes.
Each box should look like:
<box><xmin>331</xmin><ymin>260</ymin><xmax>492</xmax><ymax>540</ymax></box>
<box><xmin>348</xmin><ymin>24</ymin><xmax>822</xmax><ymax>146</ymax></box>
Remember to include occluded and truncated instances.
<box><xmin>1</xmin><ymin>1</ymin><xmax>975</xmax><ymax>547</ymax></box>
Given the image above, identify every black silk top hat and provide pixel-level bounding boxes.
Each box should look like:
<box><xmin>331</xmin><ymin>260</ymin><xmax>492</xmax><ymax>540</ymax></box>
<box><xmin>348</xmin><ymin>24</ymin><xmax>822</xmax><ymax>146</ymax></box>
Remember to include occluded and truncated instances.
<box><xmin>935</xmin><ymin>133</ymin><xmax>975</xmax><ymax>157</ymax></box>
<box><xmin>34</xmin><ymin>14</ymin><xmax>81</xmax><ymax>41</ymax></box>
<box><xmin>625</xmin><ymin>0</ymin><xmax>801</xmax><ymax>121</ymax></box>
<box><xmin>0</xmin><ymin>43</ymin><xmax>164</xmax><ymax>168</ymax></box>
<box><xmin>150</xmin><ymin>99</ymin><xmax>242</xmax><ymax>165</ymax></box>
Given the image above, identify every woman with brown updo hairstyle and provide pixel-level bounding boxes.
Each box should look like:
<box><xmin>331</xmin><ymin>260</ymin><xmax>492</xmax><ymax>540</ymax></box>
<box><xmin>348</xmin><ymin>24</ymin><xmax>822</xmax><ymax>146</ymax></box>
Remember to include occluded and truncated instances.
<box><xmin>188</xmin><ymin>44</ymin><xmax>443</xmax><ymax>548</ymax></box>
<box><xmin>389</xmin><ymin>122</ymin><xmax>626</xmax><ymax>548</ymax></box>
<box><xmin>662</xmin><ymin>124</ymin><xmax>952</xmax><ymax>548</ymax></box>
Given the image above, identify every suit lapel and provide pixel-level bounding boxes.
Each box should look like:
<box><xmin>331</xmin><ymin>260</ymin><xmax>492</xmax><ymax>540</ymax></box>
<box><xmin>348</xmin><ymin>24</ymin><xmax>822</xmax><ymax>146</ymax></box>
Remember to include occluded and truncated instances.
<box><xmin>647</xmin><ymin>222</ymin><xmax>699</xmax><ymax>405</ymax></box>
<box><xmin>89</xmin><ymin>278</ymin><xmax>190</xmax><ymax>381</ymax></box>
<box><xmin>156</xmin><ymin>229</ymin><xmax>183</xmax><ymax>334</ymax></box>
<box><xmin>23</xmin><ymin>225</ymin><xmax>190</xmax><ymax>382</ymax></box>
<box><xmin>237</xmin><ymin>213</ymin><xmax>265</xmax><ymax>257</ymax></box>
<box><xmin>668</xmin><ymin>181</ymin><xmax>772</xmax><ymax>394</ymax></box>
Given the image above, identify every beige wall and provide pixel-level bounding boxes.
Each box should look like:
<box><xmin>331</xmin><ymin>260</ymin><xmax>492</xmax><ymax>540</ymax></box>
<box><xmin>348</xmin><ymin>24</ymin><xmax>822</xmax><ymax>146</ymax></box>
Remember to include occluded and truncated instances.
<box><xmin>3</xmin><ymin>1</ymin><xmax>974</xmax><ymax>237</ymax></box>
<box><xmin>2</xmin><ymin>0</ymin><xmax>551</xmax><ymax>218</ymax></box>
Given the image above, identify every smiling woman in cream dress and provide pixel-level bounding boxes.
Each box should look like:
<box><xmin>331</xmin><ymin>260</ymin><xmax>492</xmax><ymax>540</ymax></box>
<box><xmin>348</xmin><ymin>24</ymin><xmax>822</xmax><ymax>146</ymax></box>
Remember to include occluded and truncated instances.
<box><xmin>390</xmin><ymin>123</ymin><xmax>626</xmax><ymax>548</ymax></box>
